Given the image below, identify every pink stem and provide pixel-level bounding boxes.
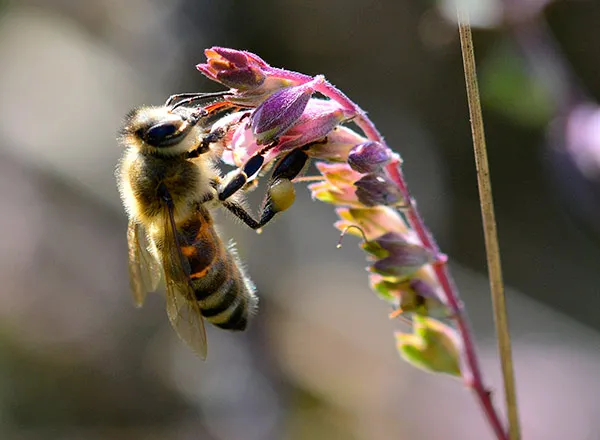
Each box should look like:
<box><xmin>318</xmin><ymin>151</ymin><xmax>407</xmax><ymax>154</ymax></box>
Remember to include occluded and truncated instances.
<box><xmin>387</xmin><ymin>164</ymin><xmax>508</xmax><ymax>440</ymax></box>
<box><xmin>266</xmin><ymin>67</ymin><xmax>509</xmax><ymax>440</ymax></box>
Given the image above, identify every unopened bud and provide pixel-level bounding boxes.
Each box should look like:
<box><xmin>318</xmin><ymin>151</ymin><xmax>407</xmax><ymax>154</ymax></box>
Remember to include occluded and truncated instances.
<box><xmin>408</xmin><ymin>278</ymin><xmax>438</xmax><ymax>299</ymax></box>
<box><xmin>354</xmin><ymin>173</ymin><xmax>404</xmax><ymax>207</ymax></box>
<box><xmin>365</xmin><ymin>232</ymin><xmax>433</xmax><ymax>279</ymax></box>
<box><xmin>348</xmin><ymin>141</ymin><xmax>393</xmax><ymax>173</ymax></box>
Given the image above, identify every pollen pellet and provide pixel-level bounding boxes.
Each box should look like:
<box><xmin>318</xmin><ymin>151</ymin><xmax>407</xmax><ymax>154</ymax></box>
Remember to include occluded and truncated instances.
<box><xmin>269</xmin><ymin>179</ymin><xmax>295</xmax><ymax>212</ymax></box>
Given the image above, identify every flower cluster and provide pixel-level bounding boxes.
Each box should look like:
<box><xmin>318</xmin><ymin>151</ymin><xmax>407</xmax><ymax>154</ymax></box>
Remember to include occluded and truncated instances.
<box><xmin>196</xmin><ymin>47</ymin><xmax>462</xmax><ymax>377</ymax></box>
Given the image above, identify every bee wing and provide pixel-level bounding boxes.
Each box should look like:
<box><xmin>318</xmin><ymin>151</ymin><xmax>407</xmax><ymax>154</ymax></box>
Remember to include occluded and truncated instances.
<box><xmin>160</xmin><ymin>196</ymin><xmax>208</xmax><ymax>360</ymax></box>
<box><xmin>127</xmin><ymin>220</ymin><xmax>161</xmax><ymax>307</ymax></box>
<box><xmin>165</xmin><ymin>284</ymin><xmax>208</xmax><ymax>360</ymax></box>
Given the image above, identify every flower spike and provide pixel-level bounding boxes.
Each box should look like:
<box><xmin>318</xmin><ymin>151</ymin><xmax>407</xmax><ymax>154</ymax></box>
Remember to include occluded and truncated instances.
<box><xmin>191</xmin><ymin>47</ymin><xmax>509</xmax><ymax>439</ymax></box>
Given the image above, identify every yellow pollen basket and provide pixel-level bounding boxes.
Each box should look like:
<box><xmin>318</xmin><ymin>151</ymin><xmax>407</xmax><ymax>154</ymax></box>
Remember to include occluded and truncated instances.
<box><xmin>269</xmin><ymin>179</ymin><xmax>295</xmax><ymax>212</ymax></box>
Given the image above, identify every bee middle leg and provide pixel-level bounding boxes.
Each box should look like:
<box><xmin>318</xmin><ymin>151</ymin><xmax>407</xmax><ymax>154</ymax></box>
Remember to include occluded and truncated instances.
<box><xmin>206</xmin><ymin>177</ymin><xmax>261</xmax><ymax>230</ymax></box>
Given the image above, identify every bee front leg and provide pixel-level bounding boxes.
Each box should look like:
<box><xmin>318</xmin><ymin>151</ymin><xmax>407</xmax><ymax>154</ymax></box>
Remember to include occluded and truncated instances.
<box><xmin>187</xmin><ymin>128</ymin><xmax>226</xmax><ymax>159</ymax></box>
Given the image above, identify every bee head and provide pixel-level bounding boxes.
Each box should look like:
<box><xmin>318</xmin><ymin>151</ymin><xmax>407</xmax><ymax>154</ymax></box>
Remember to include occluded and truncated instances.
<box><xmin>120</xmin><ymin>106</ymin><xmax>205</xmax><ymax>155</ymax></box>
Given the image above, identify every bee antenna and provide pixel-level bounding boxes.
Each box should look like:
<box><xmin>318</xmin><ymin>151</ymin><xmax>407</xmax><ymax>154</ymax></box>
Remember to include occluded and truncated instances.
<box><xmin>336</xmin><ymin>224</ymin><xmax>369</xmax><ymax>249</ymax></box>
<box><xmin>169</xmin><ymin>91</ymin><xmax>232</xmax><ymax>111</ymax></box>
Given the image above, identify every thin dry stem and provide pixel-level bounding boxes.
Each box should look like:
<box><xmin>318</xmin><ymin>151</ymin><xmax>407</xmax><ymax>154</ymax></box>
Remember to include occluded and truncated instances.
<box><xmin>456</xmin><ymin>6</ymin><xmax>521</xmax><ymax>440</ymax></box>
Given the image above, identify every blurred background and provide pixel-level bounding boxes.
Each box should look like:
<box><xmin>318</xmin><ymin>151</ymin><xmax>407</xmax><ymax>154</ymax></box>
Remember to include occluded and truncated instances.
<box><xmin>0</xmin><ymin>0</ymin><xmax>599</xmax><ymax>439</ymax></box>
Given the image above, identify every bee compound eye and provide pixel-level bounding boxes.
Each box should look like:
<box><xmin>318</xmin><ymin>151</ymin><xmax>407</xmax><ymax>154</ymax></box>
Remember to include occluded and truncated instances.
<box><xmin>144</xmin><ymin>122</ymin><xmax>180</xmax><ymax>146</ymax></box>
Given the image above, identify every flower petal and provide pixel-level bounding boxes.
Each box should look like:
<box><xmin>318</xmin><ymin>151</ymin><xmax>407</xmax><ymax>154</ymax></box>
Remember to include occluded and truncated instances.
<box><xmin>251</xmin><ymin>77</ymin><xmax>324</xmax><ymax>145</ymax></box>
<box><xmin>197</xmin><ymin>47</ymin><xmax>268</xmax><ymax>90</ymax></box>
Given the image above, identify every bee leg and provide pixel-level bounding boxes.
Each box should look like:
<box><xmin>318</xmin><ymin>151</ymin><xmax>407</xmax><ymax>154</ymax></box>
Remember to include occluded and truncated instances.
<box><xmin>219</xmin><ymin>147</ymin><xmax>310</xmax><ymax>229</ymax></box>
<box><xmin>257</xmin><ymin>147</ymin><xmax>309</xmax><ymax>226</ymax></box>
<box><xmin>218</xmin><ymin>154</ymin><xmax>266</xmax><ymax>201</ymax></box>
<box><xmin>221</xmin><ymin>200</ymin><xmax>262</xmax><ymax>230</ymax></box>
<box><xmin>187</xmin><ymin>128</ymin><xmax>226</xmax><ymax>159</ymax></box>
<box><xmin>203</xmin><ymin>176</ymin><xmax>259</xmax><ymax>229</ymax></box>
<box><xmin>220</xmin><ymin>196</ymin><xmax>288</xmax><ymax>231</ymax></box>
<box><xmin>217</xmin><ymin>140</ymin><xmax>279</xmax><ymax>201</ymax></box>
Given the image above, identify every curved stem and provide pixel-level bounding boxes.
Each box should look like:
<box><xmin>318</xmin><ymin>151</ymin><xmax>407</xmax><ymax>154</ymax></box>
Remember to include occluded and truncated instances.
<box><xmin>266</xmin><ymin>59</ymin><xmax>509</xmax><ymax>440</ymax></box>
<box><xmin>388</xmin><ymin>163</ymin><xmax>507</xmax><ymax>440</ymax></box>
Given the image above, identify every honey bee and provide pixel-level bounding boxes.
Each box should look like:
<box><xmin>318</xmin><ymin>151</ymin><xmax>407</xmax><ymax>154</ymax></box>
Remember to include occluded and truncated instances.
<box><xmin>117</xmin><ymin>93</ymin><xmax>311</xmax><ymax>358</ymax></box>
<box><xmin>116</xmin><ymin>94</ymin><xmax>258</xmax><ymax>359</ymax></box>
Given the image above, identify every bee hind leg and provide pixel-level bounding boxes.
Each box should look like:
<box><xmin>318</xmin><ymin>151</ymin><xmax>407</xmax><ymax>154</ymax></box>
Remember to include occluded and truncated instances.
<box><xmin>256</xmin><ymin>147</ymin><xmax>309</xmax><ymax>226</ymax></box>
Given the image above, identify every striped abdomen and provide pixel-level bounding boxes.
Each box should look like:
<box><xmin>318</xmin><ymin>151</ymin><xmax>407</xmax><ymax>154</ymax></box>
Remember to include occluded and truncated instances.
<box><xmin>177</xmin><ymin>207</ymin><xmax>257</xmax><ymax>331</ymax></box>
